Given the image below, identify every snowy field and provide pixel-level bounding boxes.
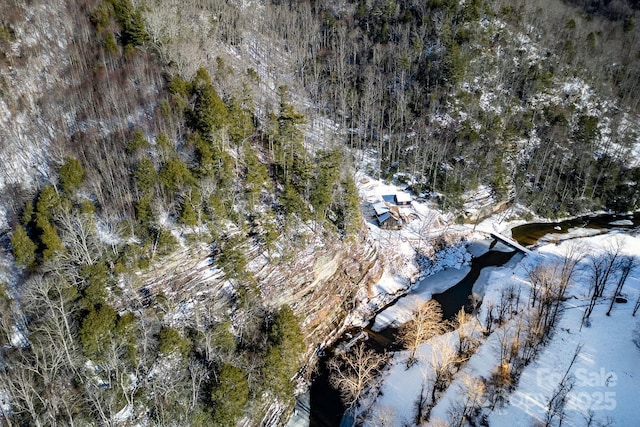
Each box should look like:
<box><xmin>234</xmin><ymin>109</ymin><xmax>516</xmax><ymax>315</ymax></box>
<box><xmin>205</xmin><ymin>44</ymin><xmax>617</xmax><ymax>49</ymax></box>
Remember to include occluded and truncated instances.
<box><xmin>330</xmin><ymin>172</ymin><xmax>640</xmax><ymax>426</ymax></box>
<box><xmin>362</xmin><ymin>231</ymin><xmax>640</xmax><ymax>427</ymax></box>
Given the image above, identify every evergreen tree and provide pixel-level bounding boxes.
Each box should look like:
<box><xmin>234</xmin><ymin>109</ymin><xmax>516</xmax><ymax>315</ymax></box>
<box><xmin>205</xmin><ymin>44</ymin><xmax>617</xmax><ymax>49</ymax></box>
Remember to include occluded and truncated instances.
<box><xmin>107</xmin><ymin>0</ymin><xmax>149</xmax><ymax>48</ymax></box>
<box><xmin>135</xmin><ymin>194</ymin><xmax>154</xmax><ymax>229</ymax></box>
<box><xmin>134</xmin><ymin>157</ymin><xmax>157</xmax><ymax>196</ymax></box>
<box><xmin>35</xmin><ymin>185</ymin><xmax>62</xmax><ymax>221</ymax></box>
<box><xmin>279</xmin><ymin>183</ymin><xmax>309</xmax><ymax>219</ymax></box>
<box><xmin>159</xmin><ymin>157</ymin><xmax>196</xmax><ymax>194</ymax></box>
<box><xmin>211</xmin><ymin>364</ymin><xmax>249</xmax><ymax>426</ymax></box>
<box><xmin>262</xmin><ymin>305</ymin><xmax>306</xmax><ymax>400</ymax></box>
<box><xmin>10</xmin><ymin>225</ymin><xmax>37</xmax><ymax>267</ymax></box>
<box><xmin>191</xmin><ymin>68</ymin><xmax>229</xmax><ymax>139</ymax></box>
<box><xmin>573</xmin><ymin>115</ymin><xmax>600</xmax><ymax>144</ymax></box>
<box><xmin>217</xmin><ymin>236</ymin><xmax>249</xmax><ymax>280</ymax></box>
<box><xmin>80</xmin><ymin>304</ymin><xmax>117</xmax><ymax>360</ymax></box>
<box><xmin>59</xmin><ymin>157</ymin><xmax>86</xmax><ymax>195</ymax></box>
<box><xmin>151</xmin><ymin>228</ymin><xmax>178</xmax><ymax>257</ymax></box>
<box><xmin>21</xmin><ymin>201</ymin><xmax>34</xmax><ymax>226</ymax></box>
<box><xmin>268</xmin><ymin>305</ymin><xmax>305</xmax><ymax>350</ymax></box>
<box><xmin>179</xmin><ymin>197</ymin><xmax>198</xmax><ymax>226</ymax></box>
<box><xmin>228</xmin><ymin>88</ymin><xmax>255</xmax><ymax>144</ymax></box>
<box><xmin>159</xmin><ymin>327</ymin><xmax>191</xmax><ymax>358</ymax></box>
<box><xmin>273</xmin><ymin>86</ymin><xmax>310</xmax><ymax>189</ymax></box>
<box><xmin>190</xmin><ymin>132</ymin><xmax>233</xmax><ymax>187</ymax></box>
<box><xmin>244</xmin><ymin>147</ymin><xmax>270</xmax><ymax>207</ymax></box>
<box><xmin>126</xmin><ymin>128</ymin><xmax>149</xmax><ymax>154</ymax></box>
<box><xmin>311</xmin><ymin>149</ymin><xmax>342</xmax><ymax>221</ymax></box>
<box><xmin>35</xmin><ymin>214</ymin><xmax>64</xmax><ymax>261</ymax></box>
<box><xmin>337</xmin><ymin>175</ymin><xmax>362</xmax><ymax>238</ymax></box>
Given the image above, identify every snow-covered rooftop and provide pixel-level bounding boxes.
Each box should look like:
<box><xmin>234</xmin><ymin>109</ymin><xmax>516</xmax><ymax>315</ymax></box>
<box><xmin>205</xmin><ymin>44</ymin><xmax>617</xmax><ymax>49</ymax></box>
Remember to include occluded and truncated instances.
<box><xmin>395</xmin><ymin>192</ymin><xmax>412</xmax><ymax>203</ymax></box>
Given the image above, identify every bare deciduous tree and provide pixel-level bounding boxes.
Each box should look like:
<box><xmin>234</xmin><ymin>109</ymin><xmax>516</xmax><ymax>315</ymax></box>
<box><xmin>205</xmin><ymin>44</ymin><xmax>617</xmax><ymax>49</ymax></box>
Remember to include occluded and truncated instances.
<box><xmin>55</xmin><ymin>207</ymin><xmax>103</xmax><ymax>266</ymax></box>
<box><xmin>429</xmin><ymin>339</ymin><xmax>458</xmax><ymax>407</ymax></box>
<box><xmin>399</xmin><ymin>300</ymin><xmax>447</xmax><ymax>367</ymax></box>
<box><xmin>544</xmin><ymin>345</ymin><xmax>581</xmax><ymax>427</ymax></box>
<box><xmin>369</xmin><ymin>404</ymin><xmax>397</xmax><ymax>427</ymax></box>
<box><xmin>448</xmin><ymin>374</ymin><xmax>486</xmax><ymax>427</ymax></box>
<box><xmin>453</xmin><ymin>308</ymin><xmax>481</xmax><ymax>361</ymax></box>
<box><xmin>328</xmin><ymin>342</ymin><xmax>387</xmax><ymax>409</ymax></box>
<box><xmin>606</xmin><ymin>255</ymin><xmax>636</xmax><ymax>316</ymax></box>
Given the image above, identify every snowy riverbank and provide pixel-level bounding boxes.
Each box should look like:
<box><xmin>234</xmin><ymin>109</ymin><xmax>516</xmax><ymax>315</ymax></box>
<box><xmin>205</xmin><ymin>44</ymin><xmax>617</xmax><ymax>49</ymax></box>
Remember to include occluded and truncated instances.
<box><xmin>363</xmin><ymin>230</ymin><xmax>640</xmax><ymax>426</ymax></box>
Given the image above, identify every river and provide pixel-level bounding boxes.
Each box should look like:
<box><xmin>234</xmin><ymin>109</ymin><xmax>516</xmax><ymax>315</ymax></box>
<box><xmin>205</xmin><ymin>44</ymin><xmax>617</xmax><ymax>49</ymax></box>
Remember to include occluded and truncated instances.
<box><xmin>510</xmin><ymin>212</ymin><xmax>640</xmax><ymax>246</ymax></box>
<box><xmin>291</xmin><ymin>211</ymin><xmax>640</xmax><ymax>426</ymax></box>
<box><xmin>295</xmin><ymin>240</ymin><xmax>523</xmax><ymax>426</ymax></box>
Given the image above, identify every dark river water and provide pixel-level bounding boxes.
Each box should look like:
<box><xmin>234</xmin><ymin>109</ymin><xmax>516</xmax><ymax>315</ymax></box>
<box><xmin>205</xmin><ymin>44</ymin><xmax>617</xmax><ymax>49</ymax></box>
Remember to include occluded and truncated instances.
<box><xmin>306</xmin><ymin>245</ymin><xmax>521</xmax><ymax>426</ymax></box>
<box><xmin>432</xmin><ymin>249</ymin><xmax>520</xmax><ymax>320</ymax></box>
<box><xmin>510</xmin><ymin>212</ymin><xmax>640</xmax><ymax>246</ymax></box>
<box><xmin>303</xmin><ymin>211</ymin><xmax>640</xmax><ymax>426</ymax></box>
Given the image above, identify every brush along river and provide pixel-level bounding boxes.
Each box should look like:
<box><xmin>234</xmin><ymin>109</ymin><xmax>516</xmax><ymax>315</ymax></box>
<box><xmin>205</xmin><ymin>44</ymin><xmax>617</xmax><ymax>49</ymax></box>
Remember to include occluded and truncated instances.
<box><xmin>288</xmin><ymin>212</ymin><xmax>640</xmax><ymax>426</ymax></box>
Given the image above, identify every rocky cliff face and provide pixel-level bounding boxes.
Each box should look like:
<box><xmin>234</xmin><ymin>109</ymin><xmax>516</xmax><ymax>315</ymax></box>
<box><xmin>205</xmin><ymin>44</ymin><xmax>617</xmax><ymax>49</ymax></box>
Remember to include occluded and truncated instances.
<box><xmin>129</xmin><ymin>228</ymin><xmax>383</xmax><ymax>352</ymax></box>
<box><xmin>253</xmin><ymin>230</ymin><xmax>383</xmax><ymax>347</ymax></box>
<box><xmin>0</xmin><ymin>2</ymin><xmax>387</xmax><ymax>424</ymax></box>
<box><xmin>0</xmin><ymin>0</ymin><xmax>383</xmax><ymax>357</ymax></box>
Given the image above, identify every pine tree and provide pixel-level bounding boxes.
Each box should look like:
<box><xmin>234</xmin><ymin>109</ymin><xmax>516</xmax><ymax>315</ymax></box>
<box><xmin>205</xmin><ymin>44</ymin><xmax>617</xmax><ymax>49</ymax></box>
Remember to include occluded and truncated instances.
<box><xmin>126</xmin><ymin>128</ymin><xmax>149</xmax><ymax>154</ymax></box>
<box><xmin>21</xmin><ymin>201</ymin><xmax>34</xmax><ymax>226</ymax></box>
<box><xmin>35</xmin><ymin>214</ymin><xmax>64</xmax><ymax>261</ymax></box>
<box><xmin>59</xmin><ymin>157</ymin><xmax>86</xmax><ymax>195</ymax></box>
<box><xmin>35</xmin><ymin>185</ymin><xmax>62</xmax><ymax>220</ymax></box>
<box><xmin>159</xmin><ymin>327</ymin><xmax>191</xmax><ymax>358</ymax></box>
<box><xmin>179</xmin><ymin>198</ymin><xmax>198</xmax><ymax>226</ymax></box>
<box><xmin>338</xmin><ymin>175</ymin><xmax>362</xmax><ymax>238</ymax></box>
<box><xmin>10</xmin><ymin>225</ymin><xmax>36</xmax><ymax>267</ymax></box>
<box><xmin>279</xmin><ymin>183</ymin><xmax>309</xmax><ymax>219</ymax></box>
<box><xmin>159</xmin><ymin>157</ymin><xmax>196</xmax><ymax>194</ymax></box>
<box><xmin>134</xmin><ymin>157</ymin><xmax>157</xmax><ymax>196</ymax></box>
<box><xmin>244</xmin><ymin>147</ymin><xmax>270</xmax><ymax>207</ymax></box>
<box><xmin>228</xmin><ymin>88</ymin><xmax>255</xmax><ymax>144</ymax></box>
<box><xmin>311</xmin><ymin>149</ymin><xmax>342</xmax><ymax>221</ymax></box>
<box><xmin>272</xmin><ymin>86</ymin><xmax>309</xmax><ymax>189</ymax></box>
<box><xmin>107</xmin><ymin>0</ymin><xmax>149</xmax><ymax>48</ymax></box>
<box><xmin>135</xmin><ymin>194</ymin><xmax>154</xmax><ymax>230</ymax></box>
<box><xmin>211</xmin><ymin>364</ymin><xmax>249</xmax><ymax>426</ymax></box>
<box><xmin>191</xmin><ymin>68</ymin><xmax>229</xmax><ymax>139</ymax></box>
<box><xmin>79</xmin><ymin>304</ymin><xmax>117</xmax><ymax>360</ymax></box>
<box><xmin>262</xmin><ymin>305</ymin><xmax>306</xmax><ymax>399</ymax></box>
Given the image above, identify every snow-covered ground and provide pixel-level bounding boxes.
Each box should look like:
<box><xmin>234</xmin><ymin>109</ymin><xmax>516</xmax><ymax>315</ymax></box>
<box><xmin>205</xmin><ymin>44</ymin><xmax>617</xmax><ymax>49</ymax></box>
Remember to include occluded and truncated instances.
<box><xmin>362</xmin><ymin>230</ymin><xmax>640</xmax><ymax>426</ymax></box>
<box><xmin>328</xmin><ymin>171</ymin><xmax>640</xmax><ymax>426</ymax></box>
<box><xmin>372</xmin><ymin>266</ymin><xmax>472</xmax><ymax>332</ymax></box>
<box><xmin>485</xmin><ymin>233</ymin><xmax>640</xmax><ymax>427</ymax></box>
<box><xmin>350</xmin><ymin>171</ymin><xmax>482</xmax><ymax>326</ymax></box>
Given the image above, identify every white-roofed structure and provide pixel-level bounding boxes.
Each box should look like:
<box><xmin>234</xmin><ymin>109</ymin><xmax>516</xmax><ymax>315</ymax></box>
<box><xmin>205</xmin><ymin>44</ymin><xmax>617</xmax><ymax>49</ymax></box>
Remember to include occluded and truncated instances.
<box><xmin>394</xmin><ymin>192</ymin><xmax>412</xmax><ymax>205</ymax></box>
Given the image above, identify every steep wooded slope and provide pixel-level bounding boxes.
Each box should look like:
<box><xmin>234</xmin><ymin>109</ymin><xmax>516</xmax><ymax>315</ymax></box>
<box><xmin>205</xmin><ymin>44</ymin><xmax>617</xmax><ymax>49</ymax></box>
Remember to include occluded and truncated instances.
<box><xmin>0</xmin><ymin>0</ymin><xmax>379</xmax><ymax>425</ymax></box>
<box><xmin>0</xmin><ymin>0</ymin><xmax>639</xmax><ymax>425</ymax></box>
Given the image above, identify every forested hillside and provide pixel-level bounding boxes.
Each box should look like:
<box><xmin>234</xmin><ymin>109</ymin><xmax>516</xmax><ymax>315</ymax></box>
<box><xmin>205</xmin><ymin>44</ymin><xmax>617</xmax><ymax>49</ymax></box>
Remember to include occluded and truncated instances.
<box><xmin>0</xmin><ymin>0</ymin><xmax>367</xmax><ymax>425</ymax></box>
<box><xmin>293</xmin><ymin>0</ymin><xmax>640</xmax><ymax>216</ymax></box>
<box><xmin>0</xmin><ymin>0</ymin><xmax>638</xmax><ymax>425</ymax></box>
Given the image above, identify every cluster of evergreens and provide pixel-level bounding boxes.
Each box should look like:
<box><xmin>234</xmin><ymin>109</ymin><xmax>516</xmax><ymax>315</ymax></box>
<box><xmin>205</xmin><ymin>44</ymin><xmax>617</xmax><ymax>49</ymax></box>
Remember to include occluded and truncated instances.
<box><xmin>2</xmin><ymin>0</ymin><xmax>365</xmax><ymax>424</ymax></box>
<box><xmin>275</xmin><ymin>0</ymin><xmax>640</xmax><ymax>216</ymax></box>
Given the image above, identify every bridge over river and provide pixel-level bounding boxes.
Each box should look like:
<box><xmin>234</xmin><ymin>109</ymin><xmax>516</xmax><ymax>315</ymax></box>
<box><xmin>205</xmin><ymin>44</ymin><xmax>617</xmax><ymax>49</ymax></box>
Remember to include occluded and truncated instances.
<box><xmin>489</xmin><ymin>232</ymin><xmax>533</xmax><ymax>255</ymax></box>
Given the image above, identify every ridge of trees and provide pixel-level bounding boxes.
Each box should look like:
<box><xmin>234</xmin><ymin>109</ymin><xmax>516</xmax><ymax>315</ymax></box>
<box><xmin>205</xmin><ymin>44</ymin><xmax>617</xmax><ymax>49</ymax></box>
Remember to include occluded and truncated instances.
<box><xmin>2</xmin><ymin>2</ymin><xmax>363</xmax><ymax>424</ymax></box>
<box><xmin>259</xmin><ymin>0</ymin><xmax>640</xmax><ymax>218</ymax></box>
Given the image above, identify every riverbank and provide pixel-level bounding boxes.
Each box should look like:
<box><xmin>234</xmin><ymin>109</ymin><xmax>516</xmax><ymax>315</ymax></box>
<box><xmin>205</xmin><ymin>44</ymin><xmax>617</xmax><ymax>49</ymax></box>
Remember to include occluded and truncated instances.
<box><xmin>292</xmin><ymin>171</ymin><xmax>640</xmax><ymax>426</ymax></box>
<box><xmin>362</xmin><ymin>224</ymin><xmax>640</xmax><ymax>426</ymax></box>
